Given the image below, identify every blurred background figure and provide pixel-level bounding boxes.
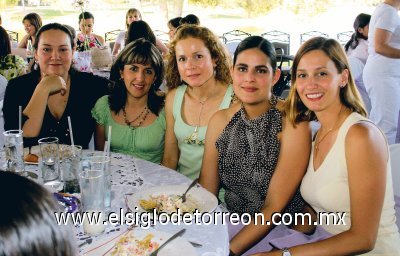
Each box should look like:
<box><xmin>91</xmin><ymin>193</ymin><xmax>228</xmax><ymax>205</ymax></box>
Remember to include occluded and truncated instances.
<box><xmin>345</xmin><ymin>13</ymin><xmax>371</xmax><ymax>114</ymax></box>
<box><xmin>180</xmin><ymin>14</ymin><xmax>200</xmax><ymax>25</ymax></box>
<box><xmin>76</xmin><ymin>11</ymin><xmax>104</xmax><ymax>51</ymax></box>
<box><xmin>18</xmin><ymin>12</ymin><xmax>42</xmax><ymax>48</ymax></box>
<box><xmin>167</xmin><ymin>17</ymin><xmax>182</xmax><ymax>41</ymax></box>
<box><xmin>0</xmin><ymin>26</ymin><xmax>26</xmax><ymax>81</ymax></box>
<box><xmin>0</xmin><ymin>171</ymin><xmax>77</xmax><ymax>256</ymax></box>
<box><xmin>125</xmin><ymin>20</ymin><xmax>156</xmax><ymax>46</ymax></box>
<box><xmin>363</xmin><ymin>0</ymin><xmax>400</xmax><ymax>144</ymax></box>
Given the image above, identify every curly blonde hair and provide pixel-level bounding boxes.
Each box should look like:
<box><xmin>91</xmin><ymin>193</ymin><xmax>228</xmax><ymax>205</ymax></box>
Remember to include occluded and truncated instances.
<box><xmin>285</xmin><ymin>37</ymin><xmax>367</xmax><ymax>125</ymax></box>
<box><xmin>166</xmin><ymin>25</ymin><xmax>232</xmax><ymax>89</ymax></box>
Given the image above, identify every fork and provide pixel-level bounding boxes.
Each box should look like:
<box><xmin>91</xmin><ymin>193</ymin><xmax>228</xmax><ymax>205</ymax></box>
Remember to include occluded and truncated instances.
<box><xmin>181</xmin><ymin>178</ymin><xmax>199</xmax><ymax>203</ymax></box>
<box><xmin>149</xmin><ymin>229</ymin><xmax>186</xmax><ymax>256</ymax></box>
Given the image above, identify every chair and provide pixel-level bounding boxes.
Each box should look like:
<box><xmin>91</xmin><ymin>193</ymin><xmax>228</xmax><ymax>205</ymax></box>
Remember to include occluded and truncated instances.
<box><xmin>153</xmin><ymin>30</ymin><xmax>169</xmax><ymax>44</ymax></box>
<box><xmin>389</xmin><ymin>143</ymin><xmax>400</xmax><ymax>229</ymax></box>
<box><xmin>104</xmin><ymin>29</ymin><xmax>124</xmax><ymax>43</ymax></box>
<box><xmin>337</xmin><ymin>31</ymin><xmax>353</xmax><ymax>46</ymax></box>
<box><xmin>225</xmin><ymin>40</ymin><xmax>241</xmax><ymax>57</ymax></box>
<box><xmin>300</xmin><ymin>31</ymin><xmax>328</xmax><ymax>44</ymax></box>
<box><xmin>261</xmin><ymin>30</ymin><xmax>290</xmax><ymax>55</ymax></box>
<box><xmin>6</xmin><ymin>30</ymin><xmax>18</xmax><ymax>43</ymax></box>
<box><xmin>222</xmin><ymin>29</ymin><xmax>251</xmax><ymax>43</ymax></box>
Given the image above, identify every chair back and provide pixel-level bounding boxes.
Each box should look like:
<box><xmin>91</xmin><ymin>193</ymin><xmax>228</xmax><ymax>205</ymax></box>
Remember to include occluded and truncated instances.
<box><xmin>6</xmin><ymin>30</ymin><xmax>19</xmax><ymax>43</ymax></box>
<box><xmin>153</xmin><ymin>30</ymin><xmax>169</xmax><ymax>44</ymax></box>
<box><xmin>104</xmin><ymin>29</ymin><xmax>124</xmax><ymax>42</ymax></box>
<box><xmin>337</xmin><ymin>31</ymin><xmax>353</xmax><ymax>46</ymax></box>
<box><xmin>300</xmin><ymin>30</ymin><xmax>328</xmax><ymax>44</ymax></box>
<box><xmin>261</xmin><ymin>30</ymin><xmax>290</xmax><ymax>55</ymax></box>
<box><xmin>225</xmin><ymin>40</ymin><xmax>241</xmax><ymax>57</ymax></box>
<box><xmin>389</xmin><ymin>143</ymin><xmax>400</xmax><ymax>229</ymax></box>
<box><xmin>222</xmin><ymin>29</ymin><xmax>251</xmax><ymax>43</ymax></box>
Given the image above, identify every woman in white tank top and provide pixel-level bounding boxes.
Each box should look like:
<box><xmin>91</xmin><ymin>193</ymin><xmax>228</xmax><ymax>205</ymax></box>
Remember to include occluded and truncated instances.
<box><xmin>255</xmin><ymin>37</ymin><xmax>400</xmax><ymax>255</ymax></box>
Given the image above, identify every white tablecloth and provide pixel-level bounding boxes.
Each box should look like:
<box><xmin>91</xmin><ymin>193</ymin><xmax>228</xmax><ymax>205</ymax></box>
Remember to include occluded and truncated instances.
<box><xmin>1</xmin><ymin>151</ymin><xmax>229</xmax><ymax>256</ymax></box>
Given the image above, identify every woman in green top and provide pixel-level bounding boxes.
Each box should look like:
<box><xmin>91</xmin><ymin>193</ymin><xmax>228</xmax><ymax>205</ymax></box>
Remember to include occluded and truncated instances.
<box><xmin>92</xmin><ymin>39</ymin><xmax>165</xmax><ymax>163</ymax></box>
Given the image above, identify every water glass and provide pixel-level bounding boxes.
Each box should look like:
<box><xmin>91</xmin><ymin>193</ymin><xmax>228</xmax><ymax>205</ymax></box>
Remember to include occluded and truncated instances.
<box><xmin>38</xmin><ymin>137</ymin><xmax>61</xmax><ymax>190</ymax></box>
<box><xmin>3</xmin><ymin>130</ymin><xmax>25</xmax><ymax>175</ymax></box>
<box><xmin>60</xmin><ymin>145</ymin><xmax>82</xmax><ymax>194</ymax></box>
<box><xmin>87</xmin><ymin>155</ymin><xmax>111</xmax><ymax>212</ymax></box>
<box><xmin>79</xmin><ymin>169</ymin><xmax>106</xmax><ymax>235</ymax></box>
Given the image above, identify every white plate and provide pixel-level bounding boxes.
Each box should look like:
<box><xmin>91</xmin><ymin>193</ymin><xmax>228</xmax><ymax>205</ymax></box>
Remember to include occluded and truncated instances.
<box><xmin>126</xmin><ymin>184</ymin><xmax>218</xmax><ymax>216</ymax></box>
<box><xmin>82</xmin><ymin>229</ymin><xmax>196</xmax><ymax>256</ymax></box>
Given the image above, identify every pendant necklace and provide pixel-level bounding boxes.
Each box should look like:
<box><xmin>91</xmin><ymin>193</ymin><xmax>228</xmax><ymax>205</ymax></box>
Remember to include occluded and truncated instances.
<box><xmin>122</xmin><ymin>105</ymin><xmax>150</xmax><ymax>130</ymax></box>
<box><xmin>315</xmin><ymin>105</ymin><xmax>344</xmax><ymax>155</ymax></box>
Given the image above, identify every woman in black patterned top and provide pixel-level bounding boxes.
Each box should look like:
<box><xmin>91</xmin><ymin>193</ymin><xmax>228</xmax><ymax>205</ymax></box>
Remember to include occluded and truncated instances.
<box><xmin>199</xmin><ymin>36</ymin><xmax>311</xmax><ymax>255</ymax></box>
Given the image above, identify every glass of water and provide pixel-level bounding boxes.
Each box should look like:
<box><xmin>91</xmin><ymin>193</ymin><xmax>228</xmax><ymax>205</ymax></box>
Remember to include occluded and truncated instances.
<box><xmin>38</xmin><ymin>137</ymin><xmax>62</xmax><ymax>191</ymax></box>
<box><xmin>87</xmin><ymin>155</ymin><xmax>111</xmax><ymax>212</ymax></box>
<box><xmin>3</xmin><ymin>130</ymin><xmax>25</xmax><ymax>175</ymax></box>
<box><xmin>60</xmin><ymin>145</ymin><xmax>82</xmax><ymax>194</ymax></box>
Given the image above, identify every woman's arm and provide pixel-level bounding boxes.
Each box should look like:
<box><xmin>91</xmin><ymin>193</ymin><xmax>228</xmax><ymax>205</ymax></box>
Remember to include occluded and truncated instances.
<box><xmin>199</xmin><ymin>109</ymin><xmax>232</xmax><ymax>196</ymax></box>
<box><xmin>22</xmin><ymin>75</ymin><xmax>67</xmax><ymax>137</ymax></box>
<box><xmin>161</xmin><ymin>89</ymin><xmax>179</xmax><ymax>169</ymax></box>
<box><xmin>94</xmin><ymin>123</ymin><xmax>106</xmax><ymax>151</ymax></box>
<box><xmin>230</xmin><ymin>118</ymin><xmax>311</xmax><ymax>255</ymax></box>
<box><xmin>112</xmin><ymin>42</ymin><xmax>121</xmax><ymax>56</ymax></box>
<box><xmin>374</xmin><ymin>28</ymin><xmax>400</xmax><ymax>58</ymax></box>
<box><xmin>17</xmin><ymin>34</ymin><xmax>28</xmax><ymax>48</ymax></box>
<box><xmin>257</xmin><ymin>122</ymin><xmax>388</xmax><ymax>256</ymax></box>
<box><xmin>155</xmin><ymin>37</ymin><xmax>168</xmax><ymax>56</ymax></box>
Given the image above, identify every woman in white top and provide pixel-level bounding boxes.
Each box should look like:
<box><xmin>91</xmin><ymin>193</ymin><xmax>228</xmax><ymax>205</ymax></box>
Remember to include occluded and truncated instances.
<box><xmin>255</xmin><ymin>37</ymin><xmax>400</xmax><ymax>255</ymax></box>
<box><xmin>112</xmin><ymin>8</ymin><xmax>168</xmax><ymax>56</ymax></box>
<box><xmin>363</xmin><ymin>0</ymin><xmax>400</xmax><ymax>144</ymax></box>
<box><xmin>345</xmin><ymin>13</ymin><xmax>371</xmax><ymax>114</ymax></box>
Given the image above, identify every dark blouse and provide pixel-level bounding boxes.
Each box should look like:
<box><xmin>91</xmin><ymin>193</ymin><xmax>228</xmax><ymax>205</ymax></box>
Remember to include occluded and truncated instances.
<box><xmin>3</xmin><ymin>70</ymin><xmax>109</xmax><ymax>149</ymax></box>
<box><xmin>216</xmin><ymin>95</ymin><xmax>304</xmax><ymax>215</ymax></box>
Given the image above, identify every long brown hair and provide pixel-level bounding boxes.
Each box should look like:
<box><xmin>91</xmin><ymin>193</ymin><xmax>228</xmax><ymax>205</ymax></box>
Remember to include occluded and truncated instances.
<box><xmin>285</xmin><ymin>37</ymin><xmax>367</xmax><ymax>125</ymax></box>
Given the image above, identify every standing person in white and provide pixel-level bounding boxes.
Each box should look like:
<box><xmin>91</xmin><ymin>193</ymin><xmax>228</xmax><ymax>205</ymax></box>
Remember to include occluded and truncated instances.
<box><xmin>363</xmin><ymin>0</ymin><xmax>400</xmax><ymax>144</ymax></box>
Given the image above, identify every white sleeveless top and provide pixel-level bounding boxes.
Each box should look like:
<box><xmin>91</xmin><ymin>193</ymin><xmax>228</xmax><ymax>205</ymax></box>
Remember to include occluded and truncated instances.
<box><xmin>301</xmin><ymin>112</ymin><xmax>400</xmax><ymax>255</ymax></box>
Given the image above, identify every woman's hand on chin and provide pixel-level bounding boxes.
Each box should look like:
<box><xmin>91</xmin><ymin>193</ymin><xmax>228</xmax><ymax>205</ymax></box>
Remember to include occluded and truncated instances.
<box><xmin>39</xmin><ymin>74</ymin><xmax>67</xmax><ymax>96</ymax></box>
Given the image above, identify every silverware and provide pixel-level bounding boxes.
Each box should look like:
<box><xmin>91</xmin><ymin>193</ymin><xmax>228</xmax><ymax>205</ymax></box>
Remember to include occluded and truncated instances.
<box><xmin>78</xmin><ymin>238</ymin><xmax>93</xmax><ymax>248</ymax></box>
<box><xmin>181</xmin><ymin>178</ymin><xmax>199</xmax><ymax>203</ymax></box>
<box><xmin>149</xmin><ymin>229</ymin><xmax>186</xmax><ymax>256</ymax></box>
<box><xmin>189</xmin><ymin>240</ymin><xmax>202</xmax><ymax>248</ymax></box>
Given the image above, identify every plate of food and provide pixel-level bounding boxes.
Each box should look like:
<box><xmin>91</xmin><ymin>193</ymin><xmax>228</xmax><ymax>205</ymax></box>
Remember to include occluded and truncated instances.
<box><xmin>82</xmin><ymin>229</ymin><xmax>196</xmax><ymax>256</ymax></box>
<box><xmin>126</xmin><ymin>184</ymin><xmax>218</xmax><ymax>217</ymax></box>
<box><xmin>23</xmin><ymin>146</ymin><xmax>40</xmax><ymax>165</ymax></box>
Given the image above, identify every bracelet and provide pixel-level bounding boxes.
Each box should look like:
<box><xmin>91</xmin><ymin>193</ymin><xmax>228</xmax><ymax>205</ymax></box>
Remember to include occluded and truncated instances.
<box><xmin>229</xmin><ymin>249</ymin><xmax>236</xmax><ymax>256</ymax></box>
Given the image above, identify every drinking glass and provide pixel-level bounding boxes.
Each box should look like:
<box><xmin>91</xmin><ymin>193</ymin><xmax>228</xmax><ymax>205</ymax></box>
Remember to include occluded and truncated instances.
<box><xmin>3</xmin><ymin>130</ymin><xmax>25</xmax><ymax>175</ymax></box>
<box><xmin>60</xmin><ymin>145</ymin><xmax>82</xmax><ymax>194</ymax></box>
<box><xmin>79</xmin><ymin>169</ymin><xmax>106</xmax><ymax>235</ymax></box>
<box><xmin>38</xmin><ymin>137</ymin><xmax>62</xmax><ymax>191</ymax></box>
<box><xmin>87</xmin><ymin>155</ymin><xmax>111</xmax><ymax>212</ymax></box>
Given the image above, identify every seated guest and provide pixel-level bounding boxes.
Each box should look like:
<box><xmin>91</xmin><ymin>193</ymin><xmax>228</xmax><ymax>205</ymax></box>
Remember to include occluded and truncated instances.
<box><xmin>92</xmin><ymin>39</ymin><xmax>165</xmax><ymax>164</ymax></box>
<box><xmin>112</xmin><ymin>8</ymin><xmax>168</xmax><ymax>56</ymax></box>
<box><xmin>255</xmin><ymin>37</ymin><xmax>400</xmax><ymax>256</ymax></box>
<box><xmin>0</xmin><ymin>171</ymin><xmax>77</xmax><ymax>255</ymax></box>
<box><xmin>199</xmin><ymin>36</ymin><xmax>310</xmax><ymax>255</ymax></box>
<box><xmin>180</xmin><ymin>14</ymin><xmax>200</xmax><ymax>25</ymax></box>
<box><xmin>76</xmin><ymin>11</ymin><xmax>104</xmax><ymax>51</ymax></box>
<box><xmin>18</xmin><ymin>13</ymin><xmax>42</xmax><ymax>48</ymax></box>
<box><xmin>167</xmin><ymin>17</ymin><xmax>182</xmax><ymax>41</ymax></box>
<box><xmin>0</xmin><ymin>26</ymin><xmax>26</xmax><ymax>81</ymax></box>
<box><xmin>3</xmin><ymin>23</ymin><xmax>109</xmax><ymax>148</ymax></box>
<box><xmin>125</xmin><ymin>20</ymin><xmax>156</xmax><ymax>46</ymax></box>
<box><xmin>161</xmin><ymin>25</ymin><xmax>233</xmax><ymax>183</ymax></box>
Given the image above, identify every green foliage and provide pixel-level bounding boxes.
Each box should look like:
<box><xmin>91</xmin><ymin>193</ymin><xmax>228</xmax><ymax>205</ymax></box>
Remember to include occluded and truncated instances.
<box><xmin>189</xmin><ymin>0</ymin><xmax>219</xmax><ymax>7</ymax></box>
<box><xmin>238</xmin><ymin>0</ymin><xmax>282</xmax><ymax>16</ymax></box>
<box><xmin>285</xmin><ymin>0</ymin><xmax>334</xmax><ymax>16</ymax></box>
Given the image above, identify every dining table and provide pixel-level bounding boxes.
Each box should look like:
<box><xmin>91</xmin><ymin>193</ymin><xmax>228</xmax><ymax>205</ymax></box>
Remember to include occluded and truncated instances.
<box><xmin>0</xmin><ymin>150</ymin><xmax>229</xmax><ymax>256</ymax></box>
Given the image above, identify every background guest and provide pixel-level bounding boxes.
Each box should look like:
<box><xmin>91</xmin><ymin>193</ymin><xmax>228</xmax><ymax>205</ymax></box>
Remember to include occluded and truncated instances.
<box><xmin>363</xmin><ymin>0</ymin><xmax>400</xmax><ymax>144</ymax></box>
<box><xmin>92</xmin><ymin>39</ymin><xmax>166</xmax><ymax>164</ymax></box>
<box><xmin>125</xmin><ymin>20</ymin><xmax>156</xmax><ymax>46</ymax></box>
<box><xmin>180</xmin><ymin>14</ymin><xmax>200</xmax><ymax>25</ymax></box>
<box><xmin>18</xmin><ymin>12</ymin><xmax>42</xmax><ymax>48</ymax></box>
<box><xmin>167</xmin><ymin>17</ymin><xmax>182</xmax><ymax>41</ymax></box>
<box><xmin>3</xmin><ymin>23</ymin><xmax>109</xmax><ymax>148</ymax></box>
<box><xmin>76</xmin><ymin>11</ymin><xmax>104</xmax><ymax>51</ymax></box>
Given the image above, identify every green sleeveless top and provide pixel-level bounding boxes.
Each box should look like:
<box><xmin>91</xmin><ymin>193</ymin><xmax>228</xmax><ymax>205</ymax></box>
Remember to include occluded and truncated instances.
<box><xmin>173</xmin><ymin>84</ymin><xmax>233</xmax><ymax>202</ymax></box>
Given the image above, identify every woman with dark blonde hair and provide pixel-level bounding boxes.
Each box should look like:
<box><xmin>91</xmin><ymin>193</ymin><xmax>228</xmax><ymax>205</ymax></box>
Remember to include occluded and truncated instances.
<box><xmin>256</xmin><ymin>37</ymin><xmax>400</xmax><ymax>256</ymax></box>
<box><xmin>18</xmin><ymin>12</ymin><xmax>42</xmax><ymax>48</ymax></box>
<box><xmin>162</xmin><ymin>25</ymin><xmax>234</xmax><ymax>182</ymax></box>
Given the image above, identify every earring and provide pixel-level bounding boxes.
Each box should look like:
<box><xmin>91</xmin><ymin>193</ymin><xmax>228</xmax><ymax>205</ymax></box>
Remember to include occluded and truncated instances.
<box><xmin>34</xmin><ymin>60</ymin><xmax>38</xmax><ymax>70</ymax></box>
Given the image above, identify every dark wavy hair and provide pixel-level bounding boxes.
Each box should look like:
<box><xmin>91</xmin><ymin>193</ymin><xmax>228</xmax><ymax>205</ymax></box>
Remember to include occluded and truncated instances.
<box><xmin>233</xmin><ymin>36</ymin><xmax>277</xmax><ymax>72</ymax></box>
<box><xmin>125</xmin><ymin>20</ymin><xmax>156</xmax><ymax>46</ymax></box>
<box><xmin>22</xmin><ymin>13</ymin><xmax>42</xmax><ymax>35</ymax></box>
<box><xmin>0</xmin><ymin>171</ymin><xmax>76</xmax><ymax>255</ymax></box>
<box><xmin>0</xmin><ymin>26</ymin><xmax>11</xmax><ymax>57</ymax></box>
<box><xmin>168</xmin><ymin>17</ymin><xmax>182</xmax><ymax>29</ymax></box>
<box><xmin>109</xmin><ymin>38</ymin><xmax>165</xmax><ymax>115</ymax></box>
<box><xmin>344</xmin><ymin>13</ymin><xmax>371</xmax><ymax>52</ymax></box>
<box><xmin>166</xmin><ymin>25</ymin><xmax>232</xmax><ymax>89</ymax></box>
<box><xmin>180</xmin><ymin>14</ymin><xmax>200</xmax><ymax>25</ymax></box>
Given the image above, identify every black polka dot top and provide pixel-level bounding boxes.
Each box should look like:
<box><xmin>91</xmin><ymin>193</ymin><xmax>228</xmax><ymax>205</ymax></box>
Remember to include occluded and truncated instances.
<box><xmin>216</xmin><ymin>95</ymin><xmax>304</xmax><ymax>216</ymax></box>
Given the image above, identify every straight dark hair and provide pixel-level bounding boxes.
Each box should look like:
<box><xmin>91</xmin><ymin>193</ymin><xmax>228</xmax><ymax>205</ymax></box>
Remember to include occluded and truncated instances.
<box><xmin>0</xmin><ymin>26</ymin><xmax>11</xmax><ymax>57</ymax></box>
<box><xmin>168</xmin><ymin>17</ymin><xmax>182</xmax><ymax>29</ymax></box>
<box><xmin>78</xmin><ymin>11</ymin><xmax>95</xmax><ymax>22</ymax></box>
<box><xmin>0</xmin><ymin>171</ymin><xmax>76</xmax><ymax>255</ymax></box>
<box><xmin>109</xmin><ymin>38</ymin><xmax>165</xmax><ymax>115</ymax></box>
<box><xmin>344</xmin><ymin>13</ymin><xmax>371</xmax><ymax>52</ymax></box>
<box><xmin>125</xmin><ymin>20</ymin><xmax>156</xmax><ymax>46</ymax></box>
<box><xmin>233</xmin><ymin>35</ymin><xmax>277</xmax><ymax>72</ymax></box>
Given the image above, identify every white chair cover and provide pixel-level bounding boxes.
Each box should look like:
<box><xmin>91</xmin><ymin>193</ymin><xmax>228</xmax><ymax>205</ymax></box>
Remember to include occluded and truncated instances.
<box><xmin>225</xmin><ymin>40</ymin><xmax>241</xmax><ymax>57</ymax></box>
<box><xmin>0</xmin><ymin>74</ymin><xmax>8</xmax><ymax>148</ymax></box>
<box><xmin>389</xmin><ymin>143</ymin><xmax>400</xmax><ymax>228</ymax></box>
